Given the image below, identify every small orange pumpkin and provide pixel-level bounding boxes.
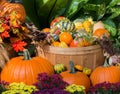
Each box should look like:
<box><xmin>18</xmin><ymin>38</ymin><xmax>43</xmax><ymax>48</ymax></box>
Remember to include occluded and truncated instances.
<box><xmin>60</xmin><ymin>61</ymin><xmax>91</xmax><ymax>91</ymax></box>
<box><xmin>52</xmin><ymin>41</ymin><xmax>60</xmax><ymax>47</ymax></box>
<box><xmin>42</xmin><ymin>28</ymin><xmax>50</xmax><ymax>33</ymax></box>
<box><xmin>1</xmin><ymin>49</ymin><xmax>54</xmax><ymax>85</ymax></box>
<box><xmin>93</xmin><ymin>28</ymin><xmax>110</xmax><ymax>39</ymax></box>
<box><xmin>59</xmin><ymin>32</ymin><xmax>73</xmax><ymax>45</ymax></box>
<box><xmin>79</xmin><ymin>38</ymin><xmax>90</xmax><ymax>47</ymax></box>
<box><xmin>0</xmin><ymin>0</ymin><xmax>26</xmax><ymax>22</ymax></box>
<box><xmin>90</xmin><ymin>59</ymin><xmax>120</xmax><ymax>86</ymax></box>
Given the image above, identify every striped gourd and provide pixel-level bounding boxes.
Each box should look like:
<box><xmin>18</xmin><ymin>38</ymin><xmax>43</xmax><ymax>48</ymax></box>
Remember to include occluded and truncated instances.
<box><xmin>55</xmin><ymin>19</ymin><xmax>76</xmax><ymax>32</ymax></box>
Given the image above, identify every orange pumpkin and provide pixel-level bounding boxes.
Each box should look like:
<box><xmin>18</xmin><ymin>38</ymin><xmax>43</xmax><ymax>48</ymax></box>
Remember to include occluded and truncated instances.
<box><xmin>42</xmin><ymin>28</ymin><xmax>50</xmax><ymax>33</ymax></box>
<box><xmin>59</xmin><ymin>32</ymin><xmax>73</xmax><ymax>45</ymax></box>
<box><xmin>90</xmin><ymin>60</ymin><xmax>120</xmax><ymax>86</ymax></box>
<box><xmin>0</xmin><ymin>0</ymin><xmax>26</xmax><ymax>22</ymax></box>
<box><xmin>93</xmin><ymin>28</ymin><xmax>110</xmax><ymax>39</ymax></box>
<box><xmin>60</xmin><ymin>61</ymin><xmax>91</xmax><ymax>91</ymax></box>
<box><xmin>79</xmin><ymin>38</ymin><xmax>90</xmax><ymax>47</ymax></box>
<box><xmin>52</xmin><ymin>41</ymin><xmax>60</xmax><ymax>47</ymax></box>
<box><xmin>1</xmin><ymin>49</ymin><xmax>54</xmax><ymax>85</ymax></box>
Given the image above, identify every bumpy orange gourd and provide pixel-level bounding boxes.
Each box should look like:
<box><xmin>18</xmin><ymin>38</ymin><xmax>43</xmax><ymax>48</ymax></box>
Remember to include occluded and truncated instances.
<box><xmin>1</xmin><ymin>49</ymin><xmax>54</xmax><ymax>85</ymax></box>
<box><xmin>90</xmin><ymin>64</ymin><xmax>120</xmax><ymax>86</ymax></box>
<box><xmin>0</xmin><ymin>0</ymin><xmax>26</xmax><ymax>22</ymax></box>
<box><xmin>59</xmin><ymin>32</ymin><xmax>73</xmax><ymax>45</ymax></box>
<box><xmin>60</xmin><ymin>61</ymin><xmax>91</xmax><ymax>91</ymax></box>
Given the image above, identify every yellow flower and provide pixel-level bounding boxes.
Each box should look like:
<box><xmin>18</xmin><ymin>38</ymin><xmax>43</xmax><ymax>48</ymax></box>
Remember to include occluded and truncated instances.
<box><xmin>75</xmin><ymin>22</ymin><xmax>84</xmax><ymax>30</ymax></box>
<box><xmin>65</xmin><ymin>84</ymin><xmax>85</xmax><ymax>93</ymax></box>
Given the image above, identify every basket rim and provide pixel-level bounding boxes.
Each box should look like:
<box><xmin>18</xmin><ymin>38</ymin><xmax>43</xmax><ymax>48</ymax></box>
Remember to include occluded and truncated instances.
<box><xmin>40</xmin><ymin>44</ymin><xmax>103</xmax><ymax>55</ymax></box>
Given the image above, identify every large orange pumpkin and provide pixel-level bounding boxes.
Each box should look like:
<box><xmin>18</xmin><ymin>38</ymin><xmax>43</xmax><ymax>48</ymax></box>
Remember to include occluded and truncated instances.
<box><xmin>90</xmin><ymin>60</ymin><xmax>120</xmax><ymax>86</ymax></box>
<box><xmin>60</xmin><ymin>61</ymin><xmax>91</xmax><ymax>91</ymax></box>
<box><xmin>1</xmin><ymin>49</ymin><xmax>54</xmax><ymax>85</ymax></box>
<box><xmin>0</xmin><ymin>0</ymin><xmax>26</xmax><ymax>22</ymax></box>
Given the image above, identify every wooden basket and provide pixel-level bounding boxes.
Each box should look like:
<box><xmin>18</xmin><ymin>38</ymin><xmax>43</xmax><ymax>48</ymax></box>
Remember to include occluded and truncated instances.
<box><xmin>37</xmin><ymin>45</ymin><xmax>105</xmax><ymax>70</ymax></box>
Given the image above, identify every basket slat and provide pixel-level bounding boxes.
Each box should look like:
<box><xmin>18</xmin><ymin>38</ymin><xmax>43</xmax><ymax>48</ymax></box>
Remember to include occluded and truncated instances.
<box><xmin>37</xmin><ymin>45</ymin><xmax>105</xmax><ymax>70</ymax></box>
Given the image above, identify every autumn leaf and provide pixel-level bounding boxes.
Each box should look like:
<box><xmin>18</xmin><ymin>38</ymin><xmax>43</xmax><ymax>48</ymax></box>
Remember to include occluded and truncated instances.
<box><xmin>2</xmin><ymin>24</ymin><xmax>10</xmax><ymax>31</ymax></box>
<box><xmin>1</xmin><ymin>31</ymin><xmax>10</xmax><ymax>38</ymax></box>
<box><xmin>12</xmin><ymin>41</ymin><xmax>27</xmax><ymax>52</ymax></box>
<box><xmin>21</xmin><ymin>26</ymin><xmax>30</xmax><ymax>33</ymax></box>
<box><xmin>10</xmin><ymin>19</ymin><xmax>20</xmax><ymax>28</ymax></box>
<box><xmin>9</xmin><ymin>12</ymin><xmax>20</xmax><ymax>28</ymax></box>
<box><xmin>0</xmin><ymin>24</ymin><xmax>4</xmax><ymax>33</ymax></box>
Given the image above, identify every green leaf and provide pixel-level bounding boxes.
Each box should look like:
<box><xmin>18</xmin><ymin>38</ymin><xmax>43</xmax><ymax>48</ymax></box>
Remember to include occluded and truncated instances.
<box><xmin>88</xmin><ymin>0</ymin><xmax>111</xmax><ymax>5</ymax></box>
<box><xmin>48</xmin><ymin>0</ymin><xmax>69</xmax><ymax>23</ymax></box>
<box><xmin>35</xmin><ymin>0</ymin><xmax>57</xmax><ymax>28</ymax></box>
<box><xmin>64</xmin><ymin>0</ymin><xmax>89</xmax><ymax>19</ymax></box>
<box><xmin>22</xmin><ymin>0</ymin><xmax>40</xmax><ymax>29</ymax></box>
<box><xmin>83</xmin><ymin>4</ymin><xmax>99</xmax><ymax>11</ymax></box>
<box><xmin>103</xmin><ymin>19</ymin><xmax>117</xmax><ymax>36</ymax></box>
<box><xmin>107</xmin><ymin>0</ymin><xmax>120</xmax><ymax>8</ymax></box>
<box><xmin>109</xmin><ymin>7</ymin><xmax>120</xmax><ymax>19</ymax></box>
<box><xmin>97</xmin><ymin>3</ymin><xmax>106</xmax><ymax>20</ymax></box>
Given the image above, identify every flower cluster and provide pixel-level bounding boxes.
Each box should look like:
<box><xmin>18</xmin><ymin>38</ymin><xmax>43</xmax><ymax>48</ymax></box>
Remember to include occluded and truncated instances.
<box><xmin>2</xmin><ymin>82</ymin><xmax>37</xmax><ymax>94</ymax></box>
<box><xmin>65</xmin><ymin>84</ymin><xmax>85</xmax><ymax>94</ymax></box>
<box><xmin>0</xmin><ymin>11</ymin><xmax>30</xmax><ymax>52</ymax></box>
<box><xmin>34</xmin><ymin>73</ymin><xmax>68</xmax><ymax>90</ymax></box>
<box><xmin>87</xmin><ymin>82</ymin><xmax>120</xmax><ymax>94</ymax></box>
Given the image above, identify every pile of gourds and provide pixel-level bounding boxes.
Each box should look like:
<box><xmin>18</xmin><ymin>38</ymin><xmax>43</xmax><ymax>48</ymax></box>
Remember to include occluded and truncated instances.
<box><xmin>42</xmin><ymin>16</ymin><xmax>110</xmax><ymax>48</ymax></box>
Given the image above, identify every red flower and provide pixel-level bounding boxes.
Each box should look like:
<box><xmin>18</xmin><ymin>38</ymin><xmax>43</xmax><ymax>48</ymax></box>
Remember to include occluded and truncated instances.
<box><xmin>12</xmin><ymin>41</ymin><xmax>27</xmax><ymax>52</ymax></box>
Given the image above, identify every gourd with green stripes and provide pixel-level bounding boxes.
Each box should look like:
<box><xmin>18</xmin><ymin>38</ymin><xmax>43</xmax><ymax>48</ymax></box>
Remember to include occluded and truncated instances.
<box><xmin>55</xmin><ymin>19</ymin><xmax>76</xmax><ymax>32</ymax></box>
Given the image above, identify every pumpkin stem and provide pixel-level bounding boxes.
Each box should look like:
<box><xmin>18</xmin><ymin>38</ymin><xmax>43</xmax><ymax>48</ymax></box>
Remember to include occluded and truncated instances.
<box><xmin>69</xmin><ymin>60</ymin><xmax>76</xmax><ymax>74</ymax></box>
<box><xmin>23</xmin><ymin>49</ymin><xmax>31</xmax><ymax>60</ymax></box>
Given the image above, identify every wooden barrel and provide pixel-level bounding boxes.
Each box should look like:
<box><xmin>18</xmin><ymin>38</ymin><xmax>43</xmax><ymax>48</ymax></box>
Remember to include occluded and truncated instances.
<box><xmin>37</xmin><ymin>45</ymin><xmax>105</xmax><ymax>70</ymax></box>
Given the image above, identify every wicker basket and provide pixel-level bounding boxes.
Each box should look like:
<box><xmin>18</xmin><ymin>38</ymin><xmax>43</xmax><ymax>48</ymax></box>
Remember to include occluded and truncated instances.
<box><xmin>37</xmin><ymin>45</ymin><xmax>105</xmax><ymax>70</ymax></box>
